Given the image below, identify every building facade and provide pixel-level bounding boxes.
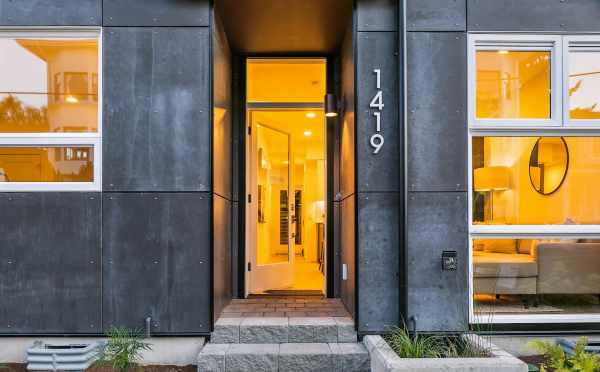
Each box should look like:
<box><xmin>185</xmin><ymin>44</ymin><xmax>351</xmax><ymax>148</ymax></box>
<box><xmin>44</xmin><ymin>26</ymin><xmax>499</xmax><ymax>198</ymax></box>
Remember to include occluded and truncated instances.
<box><xmin>1</xmin><ymin>0</ymin><xmax>600</xmax><ymax>339</ymax></box>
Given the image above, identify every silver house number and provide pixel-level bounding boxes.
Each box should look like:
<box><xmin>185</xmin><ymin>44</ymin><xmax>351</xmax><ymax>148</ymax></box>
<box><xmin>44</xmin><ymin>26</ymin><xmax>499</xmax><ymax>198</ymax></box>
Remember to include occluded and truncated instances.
<box><xmin>370</xmin><ymin>69</ymin><xmax>384</xmax><ymax>154</ymax></box>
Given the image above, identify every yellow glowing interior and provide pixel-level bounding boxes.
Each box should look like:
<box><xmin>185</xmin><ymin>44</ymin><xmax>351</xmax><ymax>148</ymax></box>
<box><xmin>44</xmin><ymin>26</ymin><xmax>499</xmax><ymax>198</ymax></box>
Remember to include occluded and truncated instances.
<box><xmin>476</xmin><ymin>50</ymin><xmax>551</xmax><ymax>119</ymax></box>
<box><xmin>247</xmin><ymin>58</ymin><xmax>326</xmax><ymax>103</ymax></box>
<box><xmin>569</xmin><ymin>51</ymin><xmax>600</xmax><ymax>120</ymax></box>
<box><xmin>0</xmin><ymin>39</ymin><xmax>98</xmax><ymax>133</ymax></box>
<box><xmin>247</xmin><ymin>57</ymin><xmax>327</xmax><ymax>292</ymax></box>
<box><xmin>253</xmin><ymin>110</ymin><xmax>325</xmax><ymax>289</ymax></box>
<box><xmin>0</xmin><ymin>147</ymin><xmax>93</xmax><ymax>182</ymax></box>
<box><xmin>472</xmin><ymin>137</ymin><xmax>600</xmax><ymax>225</ymax></box>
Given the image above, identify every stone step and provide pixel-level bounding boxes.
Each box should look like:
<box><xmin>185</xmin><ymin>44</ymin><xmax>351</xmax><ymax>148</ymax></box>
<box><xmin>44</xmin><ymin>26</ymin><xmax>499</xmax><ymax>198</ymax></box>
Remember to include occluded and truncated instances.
<box><xmin>197</xmin><ymin>342</ymin><xmax>370</xmax><ymax>372</ymax></box>
<box><xmin>211</xmin><ymin>316</ymin><xmax>357</xmax><ymax>344</ymax></box>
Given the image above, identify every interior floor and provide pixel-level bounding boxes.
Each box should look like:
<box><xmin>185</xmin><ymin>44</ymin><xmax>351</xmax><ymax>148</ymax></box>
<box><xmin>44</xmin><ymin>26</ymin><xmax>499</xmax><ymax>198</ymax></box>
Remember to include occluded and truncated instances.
<box><xmin>292</xmin><ymin>256</ymin><xmax>325</xmax><ymax>291</ymax></box>
<box><xmin>220</xmin><ymin>296</ymin><xmax>350</xmax><ymax>318</ymax></box>
<box><xmin>474</xmin><ymin>294</ymin><xmax>600</xmax><ymax>315</ymax></box>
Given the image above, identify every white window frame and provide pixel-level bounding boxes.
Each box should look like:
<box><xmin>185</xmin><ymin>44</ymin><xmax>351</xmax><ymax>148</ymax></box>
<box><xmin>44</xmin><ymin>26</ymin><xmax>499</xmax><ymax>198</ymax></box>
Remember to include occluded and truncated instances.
<box><xmin>468</xmin><ymin>34</ymin><xmax>563</xmax><ymax>129</ymax></box>
<box><xmin>563</xmin><ymin>35</ymin><xmax>600</xmax><ymax>128</ymax></box>
<box><xmin>468</xmin><ymin>33</ymin><xmax>600</xmax><ymax>325</ymax></box>
<box><xmin>0</xmin><ymin>27</ymin><xmax>102</xmax><ymax>191</ymax></box>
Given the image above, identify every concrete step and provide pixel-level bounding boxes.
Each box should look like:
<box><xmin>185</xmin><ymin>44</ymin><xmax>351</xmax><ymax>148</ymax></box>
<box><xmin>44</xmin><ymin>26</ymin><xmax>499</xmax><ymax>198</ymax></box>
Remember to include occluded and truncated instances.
<box><xmin>211</xmin><ymin>317</ymin><xmax>357</xmax><ymax>344</ymax></box>
<box><xmin>197</xmin><ymin>342</ymin><xmax>370</xmax><ymax>372</ymax></box>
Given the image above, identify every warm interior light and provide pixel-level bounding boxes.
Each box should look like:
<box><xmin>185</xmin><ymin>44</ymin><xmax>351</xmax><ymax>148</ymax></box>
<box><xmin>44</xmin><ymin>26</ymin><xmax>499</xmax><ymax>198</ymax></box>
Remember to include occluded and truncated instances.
<box><xmin>498</xmin><ymin>50</ymin><xmax>509</xmax><ymax>55</ymax></box>
<box><xmin>305</xmin><ymin>112</ymin><xmax>316</xmax><ymax>119</ymax></box>
<box><xmin>303</xmin><ymin>130</ymin><xmax>313</xmax><ymax>137</ymax></box>
<box><xmin>65</xmin><ymin>95</ymin><xmax>79</xmax><ymax>104</ymax></box>
<box><xmin>325</xmin><ymin>112</ymin><xmax>338</xmax><ymax>117</ymax></box>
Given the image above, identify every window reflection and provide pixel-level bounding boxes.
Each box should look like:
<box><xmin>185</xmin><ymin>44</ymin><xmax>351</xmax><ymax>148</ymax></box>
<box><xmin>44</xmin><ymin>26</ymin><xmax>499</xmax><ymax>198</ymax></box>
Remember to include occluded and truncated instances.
<box><xmin>476</xmin><ymin>50</ymin><xmax>551</xmax><ymax>119</ymax></box>
<box><xmin>0</xmin><ymin>147</ymin><xmax>93</xmax><ymax>182</ymax></box>
<box><xmin>0</xmin><ymin>39</ymin><xmax>98</xmax><ymax>133</ymax></box>
<box><xmin>569</xmin><ymin>51</ymin><xmax>600</xmax><ymax>120</ymax></box>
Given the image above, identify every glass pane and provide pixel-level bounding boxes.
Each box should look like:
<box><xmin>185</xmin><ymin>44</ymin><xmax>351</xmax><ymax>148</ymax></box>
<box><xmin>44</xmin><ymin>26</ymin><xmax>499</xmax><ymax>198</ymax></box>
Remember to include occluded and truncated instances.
<box><xmin>0</xmin><ymin>146</ymin><xmax>93</xmax><ymax>182</ymax></box>
<box><xmin>472</xmin><ymin>137</ymin><xmax>600</xmax><ymax>225</ymax></box>
<box><xmin>247</xmin><ymin>58</ymin><xmax>326</xmax><ymax>103</ymax></box>
<box><xmin>473</xmin><ymin>238</ymin><xmax>600</xmax><ymax>317</ymax></box>
<box><xmin>476</xmin><ymin>50</ymin><xmax>551</xmax><ymax>119</ymax></box>
<box><xmin>569</xmin><ymin>50</ymin><xmax>600</xmax><ymax>120</ymax></box>
<box><xmin>0</xmin><ymin>38</ymin><xmax>98</xmax><ymax>132</ymax></box>
<box><xmin>256</xmin><ymin>124</ymin><xmax>290</xmax><ymax>265</ymax></box>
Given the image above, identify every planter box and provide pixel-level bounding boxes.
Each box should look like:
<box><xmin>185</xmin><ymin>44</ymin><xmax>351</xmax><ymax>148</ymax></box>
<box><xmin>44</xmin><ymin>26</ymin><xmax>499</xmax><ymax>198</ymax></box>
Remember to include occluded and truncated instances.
<box><xmin>363</xmin><ymin>334</ymin><xmax>528</xmax><ymax>372</ymax></box>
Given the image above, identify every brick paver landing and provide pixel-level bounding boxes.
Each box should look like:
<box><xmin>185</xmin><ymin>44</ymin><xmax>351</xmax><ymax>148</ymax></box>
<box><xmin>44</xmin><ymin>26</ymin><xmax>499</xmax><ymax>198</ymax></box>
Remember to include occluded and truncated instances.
<box><xmin>220</xmin><ymin>296</ymin><xmax>351</xmax><ymax>318</ymax></box>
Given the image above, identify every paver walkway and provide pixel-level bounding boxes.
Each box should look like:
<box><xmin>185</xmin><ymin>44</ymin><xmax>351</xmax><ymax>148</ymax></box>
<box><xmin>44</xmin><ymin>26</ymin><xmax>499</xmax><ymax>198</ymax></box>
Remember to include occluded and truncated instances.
<box><xmin>220</xmin><ymin>296</ymin><xmax>351</xmax><ymax>318</ymax></box>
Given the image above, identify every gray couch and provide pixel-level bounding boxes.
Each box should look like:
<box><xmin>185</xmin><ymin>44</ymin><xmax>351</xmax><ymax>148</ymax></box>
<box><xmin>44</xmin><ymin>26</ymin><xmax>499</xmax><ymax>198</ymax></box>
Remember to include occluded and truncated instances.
<box><xmin>473</xmin><ymin>241</ymin><xmax>600</xmax><ymax>296</ymax></box>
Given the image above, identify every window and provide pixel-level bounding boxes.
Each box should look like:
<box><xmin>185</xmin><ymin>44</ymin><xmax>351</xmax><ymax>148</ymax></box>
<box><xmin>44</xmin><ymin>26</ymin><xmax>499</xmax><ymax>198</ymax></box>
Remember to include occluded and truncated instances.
<box><xmin>0</xmin><ymin>30</ymin><xmax>101</xmax><ymax>190</ymax></box>
<box><xmin>469</xmin><ymin>34</ymin><xmax>600</xmax><ymax>324</ymax></box>
<box><xmin>564</xmin><ymin>36</ymin><xmax>600</xmax><ymax>125</ymax></box>
<box><xmin>469</xmin><ymin>35</ymin><xmax>562</xmax><ymax>127</ymax></box>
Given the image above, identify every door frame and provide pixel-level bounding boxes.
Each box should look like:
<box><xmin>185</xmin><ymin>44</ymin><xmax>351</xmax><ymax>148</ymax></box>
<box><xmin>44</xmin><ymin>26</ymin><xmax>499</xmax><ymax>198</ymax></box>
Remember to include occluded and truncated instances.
<box><xmin>235</xmin><ymin>54</ymin><xmax>338</xmax><ymax>299</ymax></box>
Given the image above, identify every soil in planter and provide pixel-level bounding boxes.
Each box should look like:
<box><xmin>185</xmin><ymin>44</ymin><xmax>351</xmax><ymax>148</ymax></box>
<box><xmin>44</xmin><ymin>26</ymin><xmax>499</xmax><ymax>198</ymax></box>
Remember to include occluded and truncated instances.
<box><xmin>1</xmin><ymin>364</ymin><xmax>196</xmax><ymax>372</ymax></box>
<box><xmin>519</xmin><ymin>355</ymin><xmax>548</xmax><ymax>371</ymax></box>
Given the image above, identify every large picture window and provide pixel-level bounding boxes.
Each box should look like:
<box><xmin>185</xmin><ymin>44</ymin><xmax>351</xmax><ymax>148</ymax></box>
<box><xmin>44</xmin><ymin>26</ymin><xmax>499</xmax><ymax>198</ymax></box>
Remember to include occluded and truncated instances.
<box><xmin>469</xmin><ymin>34</ymin><xmax>600</xmax><ymax>324</ymax></box>
<box><xmin>0</xmin><ymin>30</ymin><xmax>101</xmax><ymax>190</ymax></box>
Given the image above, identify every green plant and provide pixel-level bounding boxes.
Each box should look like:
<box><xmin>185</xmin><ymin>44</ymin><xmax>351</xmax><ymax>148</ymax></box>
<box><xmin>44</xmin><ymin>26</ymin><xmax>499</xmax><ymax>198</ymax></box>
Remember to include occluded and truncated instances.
<box><xmin>384</xmin><ymin>326</ymin><xmax>445</xmax><ymax>358</ymax></box>
<box><xmin>384</xmin><ymin>324</ymin><xmax>491</xmax><ymax>359</ymax></box>
<box><xmin>529</xmin><ymin>337</ymin><xmax>600</xmax><ymax>372</ymax></box>
<box><xmin>444</xmin><ymin>335</ymin><xmax>490</xmax><ymax>358</ymax></box>
<box><xmin>96</xmin><ymin>327</ymin><xmax>152</xmax><ymax>372</ymax></box>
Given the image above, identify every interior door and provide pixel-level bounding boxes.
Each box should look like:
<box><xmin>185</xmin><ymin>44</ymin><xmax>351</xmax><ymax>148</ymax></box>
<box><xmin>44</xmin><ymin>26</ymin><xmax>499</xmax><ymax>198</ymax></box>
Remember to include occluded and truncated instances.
<box><xmin>246</xmin><ymin>111</ymin><xmax>294</xmax><ymax>294</ymax></box>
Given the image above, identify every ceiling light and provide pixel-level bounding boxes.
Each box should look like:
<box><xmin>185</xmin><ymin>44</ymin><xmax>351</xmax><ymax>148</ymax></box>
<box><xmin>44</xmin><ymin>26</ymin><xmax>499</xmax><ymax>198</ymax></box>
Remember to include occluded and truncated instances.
<box><xmin>65</xmin><ymin>95</ymin><xmax>79</xmax><ymax>104</ymax></box>
<box><xmin>303</xmin><ymin>130</ymin><xmax>313</xmax><ymax>137</ymax></box>
<box><xmin>498</xmin><ymin>50</ymin><xmax>509</xmax><ymax>55</ymax></box>
<box><xmin>306</xmin><ymin>112</ymin><xmax>316</xmax><ymax>119</ymax></box>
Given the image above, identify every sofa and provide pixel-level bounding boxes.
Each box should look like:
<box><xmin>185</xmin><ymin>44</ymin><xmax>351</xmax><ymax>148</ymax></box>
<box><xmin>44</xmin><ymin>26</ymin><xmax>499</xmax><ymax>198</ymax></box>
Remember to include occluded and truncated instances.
<box><xmin>473</xmin><ymin>240</ymin><xmax>600</xmax><ymax>296</ymax></box>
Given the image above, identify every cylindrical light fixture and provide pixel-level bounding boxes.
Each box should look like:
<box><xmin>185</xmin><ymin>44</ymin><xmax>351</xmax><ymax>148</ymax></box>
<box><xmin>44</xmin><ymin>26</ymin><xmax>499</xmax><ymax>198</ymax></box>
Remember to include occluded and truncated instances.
<box><xmin>325</xmin><ymin>93</ymin><xmax>338</xmax><ymax>117</ymax></box>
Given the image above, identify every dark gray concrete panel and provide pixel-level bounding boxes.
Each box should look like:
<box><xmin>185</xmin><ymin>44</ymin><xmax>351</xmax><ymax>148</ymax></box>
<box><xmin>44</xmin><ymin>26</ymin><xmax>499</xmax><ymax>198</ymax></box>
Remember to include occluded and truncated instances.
<box><xmin>407</xmin><ymin>32</ymin><xmax>467</xmax><ymax>192</ymax></box>
<box><xmin>0</xmin><ymin>193</ymin><xmax>101</xmax><ymax>334</ymax></box>
<box><xmin>468</xmin><ymin>0</ymin><xmax>600</xmax><ymax>32</ymax></box>
<box><xmin>357</xmin><ymin>32</ymin><xmax>400</xmax><ymax>193</ymax></box>
<box><xmin>103</xmin><ymin>27</ymin><xmax>210</xmax><ymax>192</ymax></box>
<box><xmin>103</xmin><ymin>193</ymin><xmax>210</xmax><ymax>334</ymax></box>
<box><xmin>213</xmin><ymin>13</ymin><xmax>233</xmax><ymax>200</ymax></box>
<box><xmin>340</xmin><ymin>25</ymin><xmax>355</xmax><ymax>199</ymax></box>
<box><xmin>0</xmin><ymin>0</ymin><xmax>100</xmax><ymax>25</ymax></box>
<box><xmin>407</xmin><ymin>192</ymin><xmax>468</xmax><ymax>332</ymax></box>
<box><xmin>340</xmin><ymin>195</ymin><xmax>356</xmax><ymax>318</ymax></box>
<box><xmin>214</xmin><ymin>194</ymin><xmax>232</xmax><ymax>320</ymax></box>
<box><xmin>407</xmin><ymin>0</ymin><xmax>466</xmax><ymax>31</ymax></box>
<box><xmin>357</xmin><ymin>193</ymin><xmax>400</xmax><ymax>333</ymax></box>
<box><xmin>103</xmin><ymin>0</ymin><xmax>209</xmax><ymax>26</ymax></box>
<box><xmin>357</xmin><ymin>0</ymin><xmax>397</xmax><ymax>31</ymax></box>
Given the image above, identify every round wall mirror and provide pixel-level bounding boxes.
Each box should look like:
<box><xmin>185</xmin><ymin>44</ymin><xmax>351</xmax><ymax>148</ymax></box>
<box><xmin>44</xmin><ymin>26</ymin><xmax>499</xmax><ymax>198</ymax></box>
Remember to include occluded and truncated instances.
<box><xmin>529</xmin><ymin>137</ymin><xmax>569</xmax><ymax>195</ymax></box>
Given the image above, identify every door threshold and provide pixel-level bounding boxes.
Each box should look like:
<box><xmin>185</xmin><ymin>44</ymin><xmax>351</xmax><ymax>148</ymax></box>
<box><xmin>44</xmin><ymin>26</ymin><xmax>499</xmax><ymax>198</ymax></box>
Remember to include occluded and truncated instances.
<box><xmin>255</xmin><ymin>289</ymin><xmax>325</xmax><ymax>297</ymax></box>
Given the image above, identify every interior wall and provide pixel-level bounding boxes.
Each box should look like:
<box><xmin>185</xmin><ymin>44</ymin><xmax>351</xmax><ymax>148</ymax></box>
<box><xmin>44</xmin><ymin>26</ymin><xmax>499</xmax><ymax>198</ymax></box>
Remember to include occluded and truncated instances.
<box><xmin>483</xmin><ymin>137</ymin><xmax>600</xmax><ymax>225</ymax></box>
<box><xmin>212</xmin><ymin>10</ymin><xmax>233</xmax><ymax>319</ymax></box>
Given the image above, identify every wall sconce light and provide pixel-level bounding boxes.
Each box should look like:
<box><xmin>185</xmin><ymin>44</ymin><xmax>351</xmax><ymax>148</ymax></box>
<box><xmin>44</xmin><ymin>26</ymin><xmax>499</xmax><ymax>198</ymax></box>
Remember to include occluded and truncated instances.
<box><xmin>325</xmin><ymin>93</ymin><xmax>338</xmax><ymax>117</ymax></box>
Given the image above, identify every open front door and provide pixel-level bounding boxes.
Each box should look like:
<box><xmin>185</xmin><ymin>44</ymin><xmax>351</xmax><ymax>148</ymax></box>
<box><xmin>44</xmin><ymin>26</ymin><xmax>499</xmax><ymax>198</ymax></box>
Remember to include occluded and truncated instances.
<box><xmin>246</xmin><ymin>112</ymin><xmax>294</xmax><ymax>294</ymax></box>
